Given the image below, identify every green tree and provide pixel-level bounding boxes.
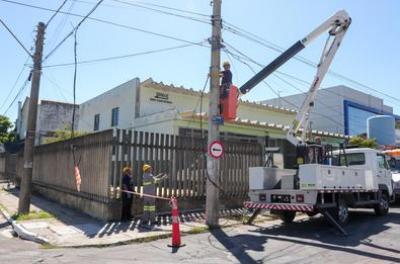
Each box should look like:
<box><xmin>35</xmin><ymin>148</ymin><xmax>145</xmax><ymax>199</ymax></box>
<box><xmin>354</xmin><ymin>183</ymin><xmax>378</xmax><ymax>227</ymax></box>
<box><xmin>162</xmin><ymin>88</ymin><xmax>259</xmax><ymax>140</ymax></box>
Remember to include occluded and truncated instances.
<box><xmin>0</xmin><ymin>115</ymin><xmax>15</xmax><ymax>143</ymax></box>
<box><xmin>349</xmin><ymin>136</ymin><xmax>378</xmax><ymax>149</ymax></box>
<box><xmin>44</xmin><ymin>125</ymin><xmax>88</xmax><ymax>144</ymax></box>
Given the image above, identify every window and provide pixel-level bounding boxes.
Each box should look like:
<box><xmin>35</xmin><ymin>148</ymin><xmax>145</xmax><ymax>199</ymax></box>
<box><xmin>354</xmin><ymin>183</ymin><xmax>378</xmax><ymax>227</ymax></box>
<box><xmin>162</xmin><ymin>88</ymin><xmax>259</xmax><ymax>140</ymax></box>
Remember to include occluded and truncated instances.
<box><xmin>334</xmin><ymin>153</ymin><xmax>365</xmax><ymax>166</ymax></box>
<box><xmin>377</xmin><ymin>154</ymin><xmax>387</xmax><ymax>169</ymax></box>
<box><xmin>111</xmin><ymin>107</ymin><xmax>119</xmax><ymax>127</ymax></box>
<box><xmin>94</xmin><ymin>114</ymin><xmax>100</xmax><ymax>131</ymax></box>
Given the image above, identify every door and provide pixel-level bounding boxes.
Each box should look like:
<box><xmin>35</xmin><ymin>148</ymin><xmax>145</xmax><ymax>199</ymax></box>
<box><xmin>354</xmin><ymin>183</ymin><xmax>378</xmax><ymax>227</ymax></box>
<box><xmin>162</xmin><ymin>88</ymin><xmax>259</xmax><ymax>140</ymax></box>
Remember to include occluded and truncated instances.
<box><xmin>376</xmin><ymin>154</ymin><xmax>392</xmax><ymax>195</ymax></box>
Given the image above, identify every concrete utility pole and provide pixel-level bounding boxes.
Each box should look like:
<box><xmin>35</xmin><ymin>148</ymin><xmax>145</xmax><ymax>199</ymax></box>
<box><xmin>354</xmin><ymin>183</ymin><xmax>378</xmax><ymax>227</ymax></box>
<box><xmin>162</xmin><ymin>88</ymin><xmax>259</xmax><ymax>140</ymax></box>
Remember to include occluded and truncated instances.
<box><xmin>206</xmin><ymin>0</ymin><xmax>222</xmax><ymax>227</ymax></box>
<box><xmin>18</xmin><ymin>22</ymin><xmax>45</xmax><ymax>214</ymax></box>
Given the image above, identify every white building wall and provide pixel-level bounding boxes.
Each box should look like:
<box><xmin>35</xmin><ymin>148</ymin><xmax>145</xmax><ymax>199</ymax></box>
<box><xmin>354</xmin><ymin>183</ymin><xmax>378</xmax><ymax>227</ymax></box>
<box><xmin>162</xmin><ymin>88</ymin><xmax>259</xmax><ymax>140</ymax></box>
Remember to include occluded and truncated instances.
<box><xmin>78</xmin><ymin>78</ymin><xmax>140</xmax><ymax>132</ymax></box>
<box><xmin>262</xmin><ymin>85</ymin><xmax>394</xmax><ymax>134</ymax></box>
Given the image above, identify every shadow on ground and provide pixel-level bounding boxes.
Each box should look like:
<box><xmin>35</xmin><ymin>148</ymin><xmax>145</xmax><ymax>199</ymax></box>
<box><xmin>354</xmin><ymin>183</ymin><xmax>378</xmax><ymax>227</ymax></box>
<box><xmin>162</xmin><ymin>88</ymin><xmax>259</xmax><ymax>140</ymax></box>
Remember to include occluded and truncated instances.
<box><xmin>5</xmin><ymin>187</ymin><xmax>242</xmax><ymax>239</ymax></box>
<box><xmin>209</xmin><ymin>208</ymin><xmax>400</xmax><ymax>263</ymax></box>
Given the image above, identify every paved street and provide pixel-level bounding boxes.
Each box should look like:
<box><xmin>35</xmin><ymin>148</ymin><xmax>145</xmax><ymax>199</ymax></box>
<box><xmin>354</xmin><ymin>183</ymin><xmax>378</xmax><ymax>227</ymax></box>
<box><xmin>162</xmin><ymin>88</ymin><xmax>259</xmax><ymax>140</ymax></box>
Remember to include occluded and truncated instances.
<box><xmin>0</xmin><ymin>206</ymin><xmax>399</xmax><ymax>264</ymax></box>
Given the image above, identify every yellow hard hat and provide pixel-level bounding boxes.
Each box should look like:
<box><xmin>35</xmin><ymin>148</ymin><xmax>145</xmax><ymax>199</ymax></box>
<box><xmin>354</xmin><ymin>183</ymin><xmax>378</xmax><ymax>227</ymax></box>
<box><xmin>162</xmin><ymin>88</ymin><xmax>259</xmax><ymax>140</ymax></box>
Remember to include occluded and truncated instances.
<box><xmin>143</xmin><ymin>164</ymin><xmax>152</xmax><ymax>172</ymax></box>
<box><xmin>223</xmin><ymin>61</ymin><xmax>230</xmax><ymax>67</ymax></box>
<box><xmin>123</xmin><ymin>166</ymin><xmax>131</xmax><ymax>174</ymax></box>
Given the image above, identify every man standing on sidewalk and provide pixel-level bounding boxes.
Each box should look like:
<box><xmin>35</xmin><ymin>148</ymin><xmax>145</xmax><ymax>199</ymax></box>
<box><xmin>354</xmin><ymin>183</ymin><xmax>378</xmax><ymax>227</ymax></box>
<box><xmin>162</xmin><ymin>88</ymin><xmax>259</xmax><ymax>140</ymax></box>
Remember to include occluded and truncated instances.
<box><xmin>141</xmin><ymin>164</ymin><xmax>157</xmax><ymax>226</ymax></box>
<box><xmin>121</xmin><ymin>166</ymin><xmax>134</xmax><ymax>221</ymax></box>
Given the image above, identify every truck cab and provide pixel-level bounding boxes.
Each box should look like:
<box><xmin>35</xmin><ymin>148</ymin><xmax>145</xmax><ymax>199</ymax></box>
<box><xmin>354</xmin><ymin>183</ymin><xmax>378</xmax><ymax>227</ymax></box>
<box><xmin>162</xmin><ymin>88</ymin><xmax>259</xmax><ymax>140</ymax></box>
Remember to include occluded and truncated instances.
<box><xmin>332</xmin><ymin>148</ymin><xmax>393</xmax><ymax>197</ymax></box>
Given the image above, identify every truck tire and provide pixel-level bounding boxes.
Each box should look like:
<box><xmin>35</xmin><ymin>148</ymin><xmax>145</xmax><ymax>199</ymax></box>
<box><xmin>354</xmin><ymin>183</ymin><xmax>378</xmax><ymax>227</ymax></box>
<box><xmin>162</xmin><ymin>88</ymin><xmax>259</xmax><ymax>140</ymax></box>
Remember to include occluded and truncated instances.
<box><xmin>328</xmin><ymin>199</ymin><xmax>349</xmax><ymax>225</ymax></box>
<box><xmin>279</xmin><ymin>211</ymin><xmax>296</xmax><ymax>224</ymax></box>
<box><xmin>374</xmin><ymin>193</ymin><xmax>389</xmax><ymax>216</ymax></box>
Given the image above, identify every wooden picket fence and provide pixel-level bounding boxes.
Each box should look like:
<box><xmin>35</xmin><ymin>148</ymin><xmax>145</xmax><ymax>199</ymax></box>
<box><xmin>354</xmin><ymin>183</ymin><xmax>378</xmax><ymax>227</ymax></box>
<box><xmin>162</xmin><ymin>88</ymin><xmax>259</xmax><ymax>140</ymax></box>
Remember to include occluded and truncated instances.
<box><xmin>111</xmin><ymin>129</ymin><xmax>263</xmax><ymax>199</ymax></box>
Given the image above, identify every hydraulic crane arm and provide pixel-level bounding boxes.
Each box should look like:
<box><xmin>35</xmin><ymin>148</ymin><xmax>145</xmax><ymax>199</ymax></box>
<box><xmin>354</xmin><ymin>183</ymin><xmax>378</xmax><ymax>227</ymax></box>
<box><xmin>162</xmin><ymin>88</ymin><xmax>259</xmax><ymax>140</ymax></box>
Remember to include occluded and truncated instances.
<box><xmin>238</xmin><ymin>10</ymin><xmax>351</xmax><ymax>145</ymax></box>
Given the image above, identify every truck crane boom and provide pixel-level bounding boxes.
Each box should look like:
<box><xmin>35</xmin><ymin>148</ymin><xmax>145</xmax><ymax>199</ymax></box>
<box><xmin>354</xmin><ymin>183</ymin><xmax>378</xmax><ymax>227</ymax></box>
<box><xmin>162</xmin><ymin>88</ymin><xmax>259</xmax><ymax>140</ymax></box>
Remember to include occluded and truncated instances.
<box><xmin>239</xmin><ymin>10</ymin><xmax>351</xmax><ymax>145</ymax></box>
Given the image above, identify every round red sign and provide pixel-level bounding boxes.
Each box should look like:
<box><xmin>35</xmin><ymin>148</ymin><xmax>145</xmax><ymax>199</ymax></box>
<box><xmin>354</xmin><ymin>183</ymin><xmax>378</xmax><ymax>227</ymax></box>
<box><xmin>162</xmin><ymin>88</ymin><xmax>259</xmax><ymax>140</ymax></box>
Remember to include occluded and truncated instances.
<box><xmin>208</xmin><ymin>140</ymin><xmax>224</xmax><ymax>159</ymax></box>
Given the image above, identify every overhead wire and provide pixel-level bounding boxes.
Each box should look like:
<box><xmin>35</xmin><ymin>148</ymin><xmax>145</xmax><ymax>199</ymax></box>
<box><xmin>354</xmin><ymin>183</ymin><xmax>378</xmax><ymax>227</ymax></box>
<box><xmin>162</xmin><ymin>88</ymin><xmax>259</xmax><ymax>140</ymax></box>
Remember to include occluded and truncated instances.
<box><xmin>0</xmin><ymin>56</ymin><xmax>30</xmax><ymax>112</ymax></box>
<box><xmin>46</xmin><ymin>0</ymin><xmax>69</xmax><ymax>27</ymax></box>
<box><xmin>224</xmin><ymin>47</ymin><xmax>359</xmax><ymax>135</ymax></box>
<box><xmin>0</xmin><ymin>0</ymin><xmax>208</xmax><ymax>52</ymax></box>
<box><xmin>42</xmin><ymin>41</ymin><xmax>207</xmax><ymax>68</ymax></box>
<box><xmin>222</xmin><ymin>20</ymin><xmax>400</xmax><ymax>104</ymax></box>
<box><xmin>0</xmin><ymin>17</ymin><xmax>32</xmax><ymax>57</ymax></box>
<box><xmin>3</xmin><ymin>73</ymin><xmax>31</xmax><ymax>115</ymax></box>
<box><xmin>44</xmin><ymin>0</ymin><xmax>104</xmax><ymax>61</ymax></box>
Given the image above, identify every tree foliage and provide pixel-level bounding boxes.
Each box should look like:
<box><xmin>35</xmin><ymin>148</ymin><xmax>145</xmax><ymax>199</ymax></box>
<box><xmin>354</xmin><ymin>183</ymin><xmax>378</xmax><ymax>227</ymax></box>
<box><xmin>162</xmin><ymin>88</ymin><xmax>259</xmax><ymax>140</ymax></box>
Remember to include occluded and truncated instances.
<box><xmin>349</xmin><ymin>136</ymin><xmax>378</xmax><ymax>149</ymax></box>
<box><xmin>44</xmin><ymin>126</ymin><xmax>88</xmax><ymax>144</ymax></box>
<box><xmin>0</xmin><ymin>115</ymin><xmax>15</xmax><ymax>143</ymax></box>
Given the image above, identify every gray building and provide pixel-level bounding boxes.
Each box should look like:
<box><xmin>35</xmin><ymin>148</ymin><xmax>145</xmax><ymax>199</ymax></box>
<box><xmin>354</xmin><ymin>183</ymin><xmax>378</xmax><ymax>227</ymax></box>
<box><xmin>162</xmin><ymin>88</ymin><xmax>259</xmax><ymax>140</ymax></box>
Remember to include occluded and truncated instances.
<box><xmin>262</xmin><ymin>85</ymin><xmax>399</xmax><ymax>136</ymax></box>
<box><xmin>16</xmin><ymin>97</ymin><xmax>79</xmax><ymax>145</ymax></box>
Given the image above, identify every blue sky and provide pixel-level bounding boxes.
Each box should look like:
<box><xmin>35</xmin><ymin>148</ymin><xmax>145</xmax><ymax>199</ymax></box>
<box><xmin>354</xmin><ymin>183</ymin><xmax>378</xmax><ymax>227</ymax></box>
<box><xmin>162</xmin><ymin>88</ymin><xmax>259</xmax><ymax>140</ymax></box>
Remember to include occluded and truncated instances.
<box><xmin>1</xmin><ymin>0</ymin><xmax>399</xmax><ymax>123</ymax></box>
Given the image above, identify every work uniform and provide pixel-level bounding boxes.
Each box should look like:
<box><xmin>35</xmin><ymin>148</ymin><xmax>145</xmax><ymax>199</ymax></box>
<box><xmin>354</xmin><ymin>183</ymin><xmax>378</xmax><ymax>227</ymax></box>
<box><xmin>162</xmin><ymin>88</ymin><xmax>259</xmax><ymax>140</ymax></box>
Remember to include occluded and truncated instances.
<box><xmin>121</xmin><ymin>173</ymin><xmax>134</xmax><ymax>221</ymax></box>
<box><xmin>142</xmin><ymin>172</ymin><xmax>157</xmax><ymax>225</ymax></box>
<box><xmin>220</xmin><ymin>69</ymin><xmax>232</xmax><ymax>98</ymax></box>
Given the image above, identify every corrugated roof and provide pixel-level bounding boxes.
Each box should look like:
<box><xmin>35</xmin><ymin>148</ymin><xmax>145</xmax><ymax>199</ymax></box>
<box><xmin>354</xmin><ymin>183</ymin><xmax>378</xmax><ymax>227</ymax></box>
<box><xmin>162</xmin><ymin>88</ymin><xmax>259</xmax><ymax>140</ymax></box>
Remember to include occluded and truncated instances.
<box><xmin>181</xmin><ymin>111</ymin><xmax>349</xmax><ymax>139</ymax></box>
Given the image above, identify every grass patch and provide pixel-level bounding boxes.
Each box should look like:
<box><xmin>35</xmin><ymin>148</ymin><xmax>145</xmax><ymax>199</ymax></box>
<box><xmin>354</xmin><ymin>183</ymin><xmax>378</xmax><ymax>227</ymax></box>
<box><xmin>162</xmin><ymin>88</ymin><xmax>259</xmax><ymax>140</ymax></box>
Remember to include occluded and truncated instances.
<box><xmin>40</xmin><ymin>243</ymin><xmax>58</xmax><ymax>250</ymax></box>
<box><xmin>12</xmin><ymin>210</ymin><xmax>54</xmax><ymax>221</ymax></box>
<box><xmin>186</xmin><ymin>226</ymin><xmax>209</xmax><ymax>234</ymax></box>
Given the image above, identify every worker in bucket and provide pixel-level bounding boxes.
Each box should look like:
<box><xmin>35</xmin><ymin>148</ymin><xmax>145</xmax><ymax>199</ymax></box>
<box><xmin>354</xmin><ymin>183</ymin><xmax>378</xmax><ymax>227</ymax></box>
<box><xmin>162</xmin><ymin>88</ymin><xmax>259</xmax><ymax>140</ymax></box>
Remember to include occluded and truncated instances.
<box><xmin>141</xmin><ymin>164</ymin><xmax>167</xmax><ymax>227</ymax></box>
<box><xmin>220</xmin><ymin>61</ymin><xmax>232</xmax><ymax>98</ymax></box>
<box><xmin>121</xmin><ymin>166</ymin><xmax>134</xmax><ymax>221</ymax></box>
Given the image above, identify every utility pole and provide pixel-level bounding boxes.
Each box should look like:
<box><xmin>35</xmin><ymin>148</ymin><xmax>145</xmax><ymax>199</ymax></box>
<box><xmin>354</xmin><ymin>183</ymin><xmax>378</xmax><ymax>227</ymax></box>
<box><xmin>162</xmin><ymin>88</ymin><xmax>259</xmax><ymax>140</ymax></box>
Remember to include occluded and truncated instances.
<box><xmin>18</xmin><ymin>22</ymin><xmax>45</xmax><ymax>214</ymax></box>
<box><xmin>206</xmin><ymin>0</ymin><xmax>222</xmax><ymax>228</ymax></box>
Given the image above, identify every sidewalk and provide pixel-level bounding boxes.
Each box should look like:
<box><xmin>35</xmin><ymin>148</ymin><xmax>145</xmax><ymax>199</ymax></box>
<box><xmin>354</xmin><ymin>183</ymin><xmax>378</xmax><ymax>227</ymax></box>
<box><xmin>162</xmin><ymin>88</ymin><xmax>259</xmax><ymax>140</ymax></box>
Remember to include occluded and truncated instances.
<box><xmin>0</xmin><ymin>184</ymin><xmax>274</xmax><ymax>247</ymax></box>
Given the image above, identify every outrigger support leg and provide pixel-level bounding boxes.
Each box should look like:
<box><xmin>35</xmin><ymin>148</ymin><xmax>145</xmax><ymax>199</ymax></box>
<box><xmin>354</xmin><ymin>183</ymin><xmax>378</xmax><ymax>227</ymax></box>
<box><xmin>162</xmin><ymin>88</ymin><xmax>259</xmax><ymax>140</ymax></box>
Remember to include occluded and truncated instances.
<box><xmin>321</xmin><ymin>210</ymin><xmax>348</xmax><ymax>236</ymax></box>
<box><xmin>243</xmin><ymin>208</ymin><xmax>261</xmax><ymax>225</ymax></box>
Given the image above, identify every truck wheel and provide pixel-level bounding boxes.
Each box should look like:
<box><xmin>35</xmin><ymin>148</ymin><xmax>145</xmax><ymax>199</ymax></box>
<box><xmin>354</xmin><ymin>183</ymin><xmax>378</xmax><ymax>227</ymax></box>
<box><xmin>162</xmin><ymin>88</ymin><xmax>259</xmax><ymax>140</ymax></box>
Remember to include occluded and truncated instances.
<box><xmin>279</xmin><ymin>211</ymin><xmax>296</xmax><ymax>224</ymax></box>
<box><xmin>374</xmin><ymin>193</ymin><xmax>389</xmax><ymax>216</ymax></box>
<box><xmin>328</xmin><ymin>199</ymin><xmax>349</xmax><ymax>225</ymax></box>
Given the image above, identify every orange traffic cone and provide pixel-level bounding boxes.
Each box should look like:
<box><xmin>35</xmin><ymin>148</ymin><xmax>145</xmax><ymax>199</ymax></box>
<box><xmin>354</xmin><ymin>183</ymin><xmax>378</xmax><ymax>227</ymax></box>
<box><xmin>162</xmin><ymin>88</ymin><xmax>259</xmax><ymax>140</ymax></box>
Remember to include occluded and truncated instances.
<box><xmin>168</xmin><ymin>196</ymin><xmax>185</xmax><ymax>248</ymax></box>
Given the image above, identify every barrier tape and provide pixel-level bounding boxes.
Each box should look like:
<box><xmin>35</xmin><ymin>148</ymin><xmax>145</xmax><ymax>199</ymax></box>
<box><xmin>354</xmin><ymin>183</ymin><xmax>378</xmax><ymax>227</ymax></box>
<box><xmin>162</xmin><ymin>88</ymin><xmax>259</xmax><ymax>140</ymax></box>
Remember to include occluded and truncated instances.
<box><xmin>121</xmin><ymin>189</ymin><xmax>171</xmax><ymax>201</ymax></box>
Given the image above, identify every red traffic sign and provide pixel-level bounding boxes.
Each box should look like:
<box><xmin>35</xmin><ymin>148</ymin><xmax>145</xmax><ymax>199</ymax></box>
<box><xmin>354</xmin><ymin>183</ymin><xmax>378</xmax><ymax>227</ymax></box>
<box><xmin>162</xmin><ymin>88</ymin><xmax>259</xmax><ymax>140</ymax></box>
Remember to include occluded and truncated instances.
<box><xmin>208</xmin><ymin>140</ymin><xmax>224</xmax><ymax>159</ymax></box>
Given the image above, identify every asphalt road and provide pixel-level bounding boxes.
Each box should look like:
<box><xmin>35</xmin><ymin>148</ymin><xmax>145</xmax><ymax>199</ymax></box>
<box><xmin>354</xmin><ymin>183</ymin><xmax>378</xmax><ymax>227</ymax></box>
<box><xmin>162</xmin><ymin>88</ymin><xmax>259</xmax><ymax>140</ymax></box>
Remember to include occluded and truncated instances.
<box><xmin>0</xmin><ymin>207</ymin><xmax>399</xmax><ymax>264</ymax></box>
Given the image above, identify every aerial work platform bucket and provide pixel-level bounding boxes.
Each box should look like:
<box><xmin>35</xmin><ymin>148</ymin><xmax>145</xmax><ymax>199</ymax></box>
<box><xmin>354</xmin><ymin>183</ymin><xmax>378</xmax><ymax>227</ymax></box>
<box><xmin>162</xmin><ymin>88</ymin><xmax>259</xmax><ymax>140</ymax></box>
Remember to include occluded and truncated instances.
<box><xmin>220</xmin><ymin>85</ymin><xmax>239</xmax><ymax>122</ymax></box>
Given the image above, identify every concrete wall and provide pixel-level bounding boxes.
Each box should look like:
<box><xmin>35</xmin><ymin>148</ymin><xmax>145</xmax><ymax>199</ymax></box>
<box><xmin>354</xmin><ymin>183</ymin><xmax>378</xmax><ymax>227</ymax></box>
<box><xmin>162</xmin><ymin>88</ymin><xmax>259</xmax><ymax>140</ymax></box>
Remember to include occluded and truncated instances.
<box><xmin>78</xmin><ymin>78</ymin><xmax>140</xmax><ymax>132</ymax></box>
<box><xmin>16</xmin><ymin>98</ymin><xmax>79</xmax><ymax>144</ymax></box>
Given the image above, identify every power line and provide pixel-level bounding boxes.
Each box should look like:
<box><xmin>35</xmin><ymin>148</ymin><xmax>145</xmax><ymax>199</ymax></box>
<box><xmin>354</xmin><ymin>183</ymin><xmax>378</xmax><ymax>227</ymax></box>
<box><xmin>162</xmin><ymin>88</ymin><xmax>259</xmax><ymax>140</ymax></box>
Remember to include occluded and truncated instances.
<box><xmin>225</xmin><ymin>47</ymin><xmax>358</xmax><ymax>134</ymax></box>
<box><xmin>223</xmin><ymin>20</ymin><xmax>400</xmax><ymax>104</ymax></box>
<box><xmin>125</xmin><ymin>0</ymin><xmax>209</xmax><ymax>17</ymax></box>
<box><xmin>0</xmin><ymin>0</ymin><xmax>208</xmax><ymax>55</ymax></box>
<box><xmin>42</xmin><ymin>41</ymin><xmax>207</xmax><ymax>68</ymax></box>
<box><xmin>44</xmin><ymin>0</ymin><xmax>104</xmax><ymax>61</ymax></box>
<box><xmin>0</xmin><ymin>56</ymin><xmax>30</xmax><ymax>111</ymax></box>
<box><xmin>46</xmin><ymin>1</ymin><xmax>76</xmax><ymax>50</ymax></box>
<box><xmin>95</xmin><ymin>0</ymin><xmax>210</xmax><ymax>24</ymax></box>
<box><xmin>3</xmin><ymin>73</ymin><xmax>31</xmax><ymax>115</ymax></box>
<box><xmin>0</xmin><ymin>17</ymin><xmax>32</xmax><ymax>57</ymax></box>
<box><xmin>46</xmin><ymin>0</ymin><xmax>68</xmax><ymax>27</ymax></box>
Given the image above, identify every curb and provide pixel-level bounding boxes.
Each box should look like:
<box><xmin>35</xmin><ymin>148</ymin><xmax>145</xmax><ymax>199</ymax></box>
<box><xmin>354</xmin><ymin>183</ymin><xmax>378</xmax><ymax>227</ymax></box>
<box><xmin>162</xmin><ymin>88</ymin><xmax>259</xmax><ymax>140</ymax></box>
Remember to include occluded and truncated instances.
<box><xmin>0</xmin><ymin>206</ymin><xmax>49</xmax><ymax>245</ymax></box>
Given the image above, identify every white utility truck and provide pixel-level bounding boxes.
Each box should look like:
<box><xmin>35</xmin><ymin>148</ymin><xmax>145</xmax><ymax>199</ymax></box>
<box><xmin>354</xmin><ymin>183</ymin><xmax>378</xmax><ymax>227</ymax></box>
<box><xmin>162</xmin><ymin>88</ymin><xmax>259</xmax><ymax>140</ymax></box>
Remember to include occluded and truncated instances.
<box><xmin>246</xmin><ymin>148</ymin><xmax>393</xmax><ymax>229</ymax></box>
<box><xmin>383</xmin><ymin>149</ymin><xmax>400</xmax><ymax>203</ymax></box>
<box><xmin>237</xmin><ymin>10</ymin><xmax>393</xmax><ymax>234</ymax></box>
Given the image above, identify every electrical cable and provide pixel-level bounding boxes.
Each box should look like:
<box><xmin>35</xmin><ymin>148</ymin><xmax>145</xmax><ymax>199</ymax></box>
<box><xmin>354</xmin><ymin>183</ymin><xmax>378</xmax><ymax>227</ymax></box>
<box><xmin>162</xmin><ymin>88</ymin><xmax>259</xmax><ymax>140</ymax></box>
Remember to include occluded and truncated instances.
<box><xmin>0</xmin><ymin>17</ymin><xmax>32</xmax><ymax>57</ymax></box>
<box><xmin>225</xmin><ymin>47</ymin><xmax>359</xmax><ymax>135</ymax></box>
<box><xmin>223</xmin><ymin>20</ymin><xmax>400</xmax><ymax>104</ymax></box>
<box><xmin>0</xmin><ymin>56</ymin><xmax>30</xmax><ymax>111</ymax></box>
<box><xmin>42</xmin><ymin>41</ymin><xmax>207</xmax><ymax>68</ymax></box>
<box><xmin>46</xmin><ymin>0</ymin><xmax>68</xmax><ymax>27</ymax></box>
<box><xmin>44</xmin><ymin>0</ymin><xmax>104</xmax><ymax>62</ymax></box>
<box><xmin>3</xmin><ymin>73</ymin><xmax>31</xmax><ymax>115</ymax></box>
<box><xmin>107</xmin><ymin>0</ymin><xmax>210</xmax><ymax>24</ymax></box>
<box><xmin>0</xmin><ymin>0</ymin><xmax>208</xmax><ymax>53</ymax></box>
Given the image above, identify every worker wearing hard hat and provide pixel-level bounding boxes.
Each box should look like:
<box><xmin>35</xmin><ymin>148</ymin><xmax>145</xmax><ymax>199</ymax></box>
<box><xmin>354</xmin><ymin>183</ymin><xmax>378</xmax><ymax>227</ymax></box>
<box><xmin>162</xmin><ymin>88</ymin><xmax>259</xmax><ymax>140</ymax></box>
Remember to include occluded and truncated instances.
<box><xmin>121</xmin><ymin>166</ymin><xmax>134</xmax><ymax>221</ymax></box>
<box><xmin>141</xmin><ymin>164</ymin><xmax>166</xmax><ymax>227</ymax></box>
<box><xmin>220</xmin><ymin>61</ymin><xmax>233</xmax><ymax>98</ymax></box>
